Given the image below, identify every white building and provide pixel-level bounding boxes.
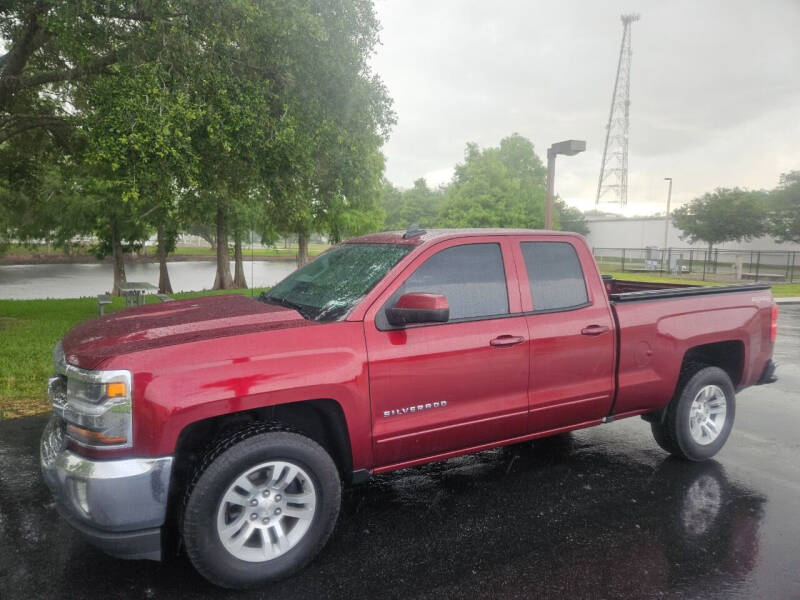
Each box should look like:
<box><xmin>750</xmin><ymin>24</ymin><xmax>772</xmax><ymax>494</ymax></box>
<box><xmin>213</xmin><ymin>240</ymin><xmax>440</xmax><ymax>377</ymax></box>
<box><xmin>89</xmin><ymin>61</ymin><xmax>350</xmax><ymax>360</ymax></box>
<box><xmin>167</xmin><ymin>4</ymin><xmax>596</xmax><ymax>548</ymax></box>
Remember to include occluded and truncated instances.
<box><xmin>584</xmin><ymin>216</ymin><xmax>800</xmax><ymax>253</ymax></box>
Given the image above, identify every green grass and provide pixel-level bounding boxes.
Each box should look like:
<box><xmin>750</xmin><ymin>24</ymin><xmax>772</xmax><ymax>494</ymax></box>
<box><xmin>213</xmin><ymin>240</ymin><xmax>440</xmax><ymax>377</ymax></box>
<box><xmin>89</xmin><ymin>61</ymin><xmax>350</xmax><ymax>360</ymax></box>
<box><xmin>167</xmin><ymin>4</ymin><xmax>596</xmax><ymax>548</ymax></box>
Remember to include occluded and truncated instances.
<box><xmin>0</xmin><ymin>288</ymin><xmax>265</xmax><ymax>420</ymax></box>
<box><xmin>774</xmin><ymin>285</ymin><xmax>800</xmax><ymax>297</ymax></box>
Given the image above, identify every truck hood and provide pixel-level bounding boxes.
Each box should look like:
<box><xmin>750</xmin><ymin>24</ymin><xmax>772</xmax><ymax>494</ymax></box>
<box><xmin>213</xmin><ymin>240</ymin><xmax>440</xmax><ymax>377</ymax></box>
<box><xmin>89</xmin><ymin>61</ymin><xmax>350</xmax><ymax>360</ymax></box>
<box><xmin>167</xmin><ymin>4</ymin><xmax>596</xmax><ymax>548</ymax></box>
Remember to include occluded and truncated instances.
<box><xmin>61</xmin><ymin>294</ymin><xmax>313</xmax><ymax>370</ymax></box>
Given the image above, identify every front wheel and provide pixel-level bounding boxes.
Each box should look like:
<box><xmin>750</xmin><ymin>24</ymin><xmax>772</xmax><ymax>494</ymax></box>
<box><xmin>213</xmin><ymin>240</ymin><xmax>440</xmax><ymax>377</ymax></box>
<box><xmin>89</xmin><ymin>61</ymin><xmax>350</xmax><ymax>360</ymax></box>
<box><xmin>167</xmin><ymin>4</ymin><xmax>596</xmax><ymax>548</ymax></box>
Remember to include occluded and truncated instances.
<box><xmin>651</xmin><ymin>366</ymin><xmax>736</xmax><ymax>461</ymax></box>
<box><xmin>182</xmin><ymin>427</ymin><xmax>341</xmax><ymax>589</ymax></box>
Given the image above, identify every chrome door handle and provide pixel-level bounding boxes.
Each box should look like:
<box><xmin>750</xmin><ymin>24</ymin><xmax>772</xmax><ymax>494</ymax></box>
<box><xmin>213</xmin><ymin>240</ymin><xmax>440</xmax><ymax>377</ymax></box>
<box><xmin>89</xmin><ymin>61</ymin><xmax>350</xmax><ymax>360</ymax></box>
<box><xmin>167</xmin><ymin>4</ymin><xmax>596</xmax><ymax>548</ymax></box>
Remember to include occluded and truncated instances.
<box><xmin>490</xmin><ymin>335</ymin><xmax>525</xmax><ymax>347</ymax></box>
<box><xmin>581</xmin><ymin>324</ymin><xmax>610</xmax><ymax>336</ymax></box>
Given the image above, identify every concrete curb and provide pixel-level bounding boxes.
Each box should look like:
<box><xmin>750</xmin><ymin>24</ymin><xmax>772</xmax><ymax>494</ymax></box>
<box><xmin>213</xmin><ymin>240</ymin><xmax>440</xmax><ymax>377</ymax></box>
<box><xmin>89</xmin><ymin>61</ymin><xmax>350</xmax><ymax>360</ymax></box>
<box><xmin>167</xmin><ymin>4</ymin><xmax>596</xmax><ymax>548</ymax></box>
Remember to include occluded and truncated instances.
<box><xmin>775</xmin><ymin>297</ymin><xmax>800</xmax><ymax>305</ymax></box>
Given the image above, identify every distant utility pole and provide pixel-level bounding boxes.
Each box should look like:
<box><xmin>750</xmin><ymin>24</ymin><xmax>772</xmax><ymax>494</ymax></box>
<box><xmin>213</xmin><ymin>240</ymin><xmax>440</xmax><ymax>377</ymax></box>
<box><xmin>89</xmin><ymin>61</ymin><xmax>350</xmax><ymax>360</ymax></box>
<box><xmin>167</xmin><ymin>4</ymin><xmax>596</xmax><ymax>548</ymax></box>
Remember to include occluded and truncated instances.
<box><xmin>596</xmin><ymin>13</ymin><xmax>640</xmax><ymax>207</ymax></box>
<box><xmin>663</xmin><ymin>177</ymin><xmax>673</xmax><ymax>250</ymax></box>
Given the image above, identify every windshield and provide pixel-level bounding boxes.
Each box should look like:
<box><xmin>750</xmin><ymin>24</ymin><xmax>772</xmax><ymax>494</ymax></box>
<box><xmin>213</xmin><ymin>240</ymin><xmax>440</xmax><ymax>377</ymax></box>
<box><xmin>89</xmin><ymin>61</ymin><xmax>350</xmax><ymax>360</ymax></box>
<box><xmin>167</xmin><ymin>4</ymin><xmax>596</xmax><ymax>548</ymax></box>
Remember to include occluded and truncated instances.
<box><xmin>260</xmin><ymin>243</ymin><xmax>414</xmax><ymax>321</ymax></box>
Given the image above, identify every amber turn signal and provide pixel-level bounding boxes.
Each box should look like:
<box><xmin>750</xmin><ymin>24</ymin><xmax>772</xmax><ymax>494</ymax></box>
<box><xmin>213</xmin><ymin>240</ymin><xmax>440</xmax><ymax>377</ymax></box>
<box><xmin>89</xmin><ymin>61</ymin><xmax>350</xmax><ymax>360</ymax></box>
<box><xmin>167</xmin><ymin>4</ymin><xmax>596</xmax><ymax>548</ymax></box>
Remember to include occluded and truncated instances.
<box><xmin>105</xmin><ymin>382</ymin><xmax>127</xmax><ymax>398</ymax></box>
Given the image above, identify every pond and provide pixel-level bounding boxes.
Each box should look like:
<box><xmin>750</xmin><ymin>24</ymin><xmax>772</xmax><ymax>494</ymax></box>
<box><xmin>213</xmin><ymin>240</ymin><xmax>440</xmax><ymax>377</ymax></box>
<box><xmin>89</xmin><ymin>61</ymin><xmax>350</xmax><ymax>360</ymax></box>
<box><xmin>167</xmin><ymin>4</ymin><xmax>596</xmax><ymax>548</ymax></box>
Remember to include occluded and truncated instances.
<box><xmin>0</xmin><ymin>260</ymin><xmax>296</xmax><ymax>299</ymax></box>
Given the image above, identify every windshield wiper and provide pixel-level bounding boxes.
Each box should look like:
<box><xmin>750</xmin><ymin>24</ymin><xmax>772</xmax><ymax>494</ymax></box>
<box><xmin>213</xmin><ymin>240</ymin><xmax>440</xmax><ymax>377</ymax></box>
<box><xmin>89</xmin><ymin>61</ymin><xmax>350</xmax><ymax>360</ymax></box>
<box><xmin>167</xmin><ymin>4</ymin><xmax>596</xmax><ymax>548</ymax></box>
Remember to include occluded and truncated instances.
<box><xmin>259</xmin><ymin>293</ymin><xmax>313</xmax><ymax>319</ymax></box>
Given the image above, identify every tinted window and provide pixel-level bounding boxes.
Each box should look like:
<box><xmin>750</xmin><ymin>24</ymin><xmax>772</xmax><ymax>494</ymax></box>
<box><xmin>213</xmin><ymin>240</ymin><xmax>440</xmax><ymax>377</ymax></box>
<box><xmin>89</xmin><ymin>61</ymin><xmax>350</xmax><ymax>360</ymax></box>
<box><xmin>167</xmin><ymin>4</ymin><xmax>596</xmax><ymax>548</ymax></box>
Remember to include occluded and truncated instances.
<box><xmin>394</xmin><ymin>243</ymin><xmax>509</xmax><ymax>321</ymax></box>
<box><xmin>521</xmin><ymin>242</ymin><xmax>588</xmax><ymax>311</ymax></box>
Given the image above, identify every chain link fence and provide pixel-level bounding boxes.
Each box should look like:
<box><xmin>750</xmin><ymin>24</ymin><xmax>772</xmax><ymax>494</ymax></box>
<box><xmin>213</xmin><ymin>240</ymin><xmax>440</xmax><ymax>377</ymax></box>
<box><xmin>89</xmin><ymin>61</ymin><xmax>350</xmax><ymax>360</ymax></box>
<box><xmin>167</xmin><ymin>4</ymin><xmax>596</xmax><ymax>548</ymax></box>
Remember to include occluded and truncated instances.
<box><xmin>593</xmin><ymin>247</ymin><xmax>799</xmax><ymax>283</ymax></box>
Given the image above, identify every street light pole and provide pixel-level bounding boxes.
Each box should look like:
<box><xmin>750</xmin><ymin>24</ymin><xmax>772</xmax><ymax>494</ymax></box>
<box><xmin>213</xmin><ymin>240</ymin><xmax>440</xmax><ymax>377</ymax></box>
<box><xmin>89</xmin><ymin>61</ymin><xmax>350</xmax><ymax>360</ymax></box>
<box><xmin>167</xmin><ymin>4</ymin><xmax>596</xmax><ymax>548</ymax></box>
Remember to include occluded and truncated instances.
<box><xmin>545</xmin><ymin>139</ymin><xmax>586</xmax><ymax>230</ymax></box>
<box><xmin>663</xmin><ymin>177</ymin><xmax>673</xmax><ymax>250</ymax></box>
<box><xmin>545</xmin><ymin>149</ymin><xmax>556</xmax><ymax>230</ymax></box>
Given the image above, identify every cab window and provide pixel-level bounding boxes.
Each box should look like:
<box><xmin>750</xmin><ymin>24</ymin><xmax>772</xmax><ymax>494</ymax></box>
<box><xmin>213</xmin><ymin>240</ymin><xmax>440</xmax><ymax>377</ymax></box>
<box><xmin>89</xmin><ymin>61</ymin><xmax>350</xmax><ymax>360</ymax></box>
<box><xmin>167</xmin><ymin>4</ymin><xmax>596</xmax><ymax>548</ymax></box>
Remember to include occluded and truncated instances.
<box><xmin>521</xmin><ymin>241</ymin><xmax>588</xmax><ymax>311</ymax></box>
<box><xmin>392</xmin><ymin>243</ymin><xmax>509</xmax><ymax>321</ymax></box>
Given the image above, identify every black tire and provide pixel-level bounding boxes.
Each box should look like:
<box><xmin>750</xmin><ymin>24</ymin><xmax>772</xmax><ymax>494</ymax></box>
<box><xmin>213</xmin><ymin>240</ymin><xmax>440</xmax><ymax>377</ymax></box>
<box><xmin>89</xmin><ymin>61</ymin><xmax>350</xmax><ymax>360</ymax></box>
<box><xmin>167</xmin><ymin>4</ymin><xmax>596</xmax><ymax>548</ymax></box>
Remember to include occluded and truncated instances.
<box><xmin>182</xmin><ymin>425</ymin><xmax>341</xmax><ymax>589</ymax></box>
<box><xmin>657</xmin><ymin>366</ymin><xmax>736</xmax><ymax>461</ymax></box>
<box><xmin>650</xmin><ymin>420</ymin><xmax>680</xmax><ymax>455</ymax></box>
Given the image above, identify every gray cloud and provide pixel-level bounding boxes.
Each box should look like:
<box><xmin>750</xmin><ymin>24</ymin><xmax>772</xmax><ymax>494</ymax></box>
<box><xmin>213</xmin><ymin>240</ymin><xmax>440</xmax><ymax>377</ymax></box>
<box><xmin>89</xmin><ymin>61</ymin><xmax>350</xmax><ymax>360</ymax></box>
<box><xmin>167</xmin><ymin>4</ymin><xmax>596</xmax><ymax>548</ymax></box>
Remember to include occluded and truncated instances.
<box><xmin>371</xmin><ymin>0</ymin><xmax>800</xmax><ymax>214</ymax></box>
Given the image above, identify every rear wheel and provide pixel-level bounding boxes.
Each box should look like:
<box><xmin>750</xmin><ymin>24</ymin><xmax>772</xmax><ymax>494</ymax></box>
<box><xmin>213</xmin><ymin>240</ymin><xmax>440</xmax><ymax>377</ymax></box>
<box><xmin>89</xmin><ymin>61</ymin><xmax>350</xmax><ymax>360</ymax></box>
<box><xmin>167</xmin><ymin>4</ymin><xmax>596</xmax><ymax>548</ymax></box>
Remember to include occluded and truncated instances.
<box><xmin>182</xmin><ymin>426</ymin><xmax>341</xmax><ymax>589</ymax></box>
<box><xmin>650</xmin><ymin>420</ymin><xmax>679</xmax><ymax>455</ymax></box>
<box><xmin>652</xmin><ymin>366</ymin><xmax>736</xmax><ymax>461</ymax></box>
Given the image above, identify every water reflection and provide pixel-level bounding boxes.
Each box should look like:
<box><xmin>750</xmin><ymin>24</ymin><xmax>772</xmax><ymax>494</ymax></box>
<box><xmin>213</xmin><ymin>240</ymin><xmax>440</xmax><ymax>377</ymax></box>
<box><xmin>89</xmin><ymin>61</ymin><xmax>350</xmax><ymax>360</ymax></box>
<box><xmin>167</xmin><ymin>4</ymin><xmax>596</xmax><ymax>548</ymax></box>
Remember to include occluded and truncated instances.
<box><xmin>329</xmin><ymin>434</ymin><xmax>766</xmax><ymax>598</ymax></box>
<box><xmin>0</xmin><ymin>260</ymin><xmax>295</xmax><ymax>299</ymax></box>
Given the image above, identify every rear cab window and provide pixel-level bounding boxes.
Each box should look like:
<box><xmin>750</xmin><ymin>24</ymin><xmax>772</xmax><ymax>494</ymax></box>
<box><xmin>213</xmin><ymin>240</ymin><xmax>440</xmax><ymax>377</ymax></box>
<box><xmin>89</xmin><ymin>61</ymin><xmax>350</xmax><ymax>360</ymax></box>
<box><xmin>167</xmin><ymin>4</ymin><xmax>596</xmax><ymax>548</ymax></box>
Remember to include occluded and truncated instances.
<box><xmin>520</xmin><ymin>241</ymin><xmax>589</xmax><ymax>312</ymax></box>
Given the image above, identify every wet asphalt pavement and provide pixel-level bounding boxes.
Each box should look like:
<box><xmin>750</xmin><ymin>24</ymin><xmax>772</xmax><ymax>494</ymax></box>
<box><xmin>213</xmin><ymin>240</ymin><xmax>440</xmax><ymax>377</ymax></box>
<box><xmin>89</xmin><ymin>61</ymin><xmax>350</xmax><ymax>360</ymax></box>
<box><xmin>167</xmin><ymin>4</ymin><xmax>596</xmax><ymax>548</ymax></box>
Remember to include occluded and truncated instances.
<box><xmin>1</xmin><ymin>307</ymin><xmax>799</xmax><ymax>599</ymax></box>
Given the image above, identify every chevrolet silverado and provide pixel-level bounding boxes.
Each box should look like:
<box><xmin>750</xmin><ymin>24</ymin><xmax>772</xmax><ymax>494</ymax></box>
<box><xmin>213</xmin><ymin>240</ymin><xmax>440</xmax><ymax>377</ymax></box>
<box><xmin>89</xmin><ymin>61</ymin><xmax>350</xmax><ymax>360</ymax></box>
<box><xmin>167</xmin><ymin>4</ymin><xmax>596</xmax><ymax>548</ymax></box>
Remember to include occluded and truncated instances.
<box><xmin>40</xmin><ymin>228</ymin><xmax>778</xmax><ymax>588</ymax></box>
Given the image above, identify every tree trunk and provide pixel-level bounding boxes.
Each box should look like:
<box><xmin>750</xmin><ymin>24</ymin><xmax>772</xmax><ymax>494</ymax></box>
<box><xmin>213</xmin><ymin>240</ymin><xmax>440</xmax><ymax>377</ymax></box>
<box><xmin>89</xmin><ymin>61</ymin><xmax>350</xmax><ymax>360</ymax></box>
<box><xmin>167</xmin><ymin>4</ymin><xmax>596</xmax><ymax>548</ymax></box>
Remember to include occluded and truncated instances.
<box><xmin>213</xmin><ymin>205</ymin><xmax>234</xmax><ymax>289</ymax></box>
<box><xmin>296</xmin><ymin>230</ymin><xmax>310</xmax><ymax>267</ymax></box>
<box><xmin>111</xmin><ymin>218</ymin><xmax>126</xmax><ymax>296</ymax></box>
<box><xmin>157</xmin><ymin>225</ymin><xmax>173</xmax><ymax>294</ymax></box>
<box><xmin>233</xmin><ymin>231</ymin><xmax>248</xmax><ymax>289</ymax></box>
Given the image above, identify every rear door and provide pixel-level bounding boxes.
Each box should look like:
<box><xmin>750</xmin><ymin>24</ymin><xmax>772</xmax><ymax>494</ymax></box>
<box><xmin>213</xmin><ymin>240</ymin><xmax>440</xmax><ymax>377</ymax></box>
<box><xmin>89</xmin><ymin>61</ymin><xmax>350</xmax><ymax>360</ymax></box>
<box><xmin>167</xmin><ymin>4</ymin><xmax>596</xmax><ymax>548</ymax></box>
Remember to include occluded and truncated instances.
<box><xmin>512</xmin><ymin>236</ymin><xmax>616</xmax><ymax>432</ymax></box>
<box><xmin>364</xmin><ymin>237</ymin><xmax>530</xmax><ymax>467</ymax></box>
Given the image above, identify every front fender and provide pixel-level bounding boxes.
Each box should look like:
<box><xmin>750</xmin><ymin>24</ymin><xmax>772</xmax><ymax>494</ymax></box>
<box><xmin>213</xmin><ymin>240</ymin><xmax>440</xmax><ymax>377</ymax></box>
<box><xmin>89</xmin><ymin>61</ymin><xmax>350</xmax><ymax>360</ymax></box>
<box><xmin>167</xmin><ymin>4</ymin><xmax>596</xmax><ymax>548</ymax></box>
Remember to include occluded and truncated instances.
<box><xmin>118</xmin><ymin>321</ymin><xmax>373</xmax><ymax>469</ymax></box>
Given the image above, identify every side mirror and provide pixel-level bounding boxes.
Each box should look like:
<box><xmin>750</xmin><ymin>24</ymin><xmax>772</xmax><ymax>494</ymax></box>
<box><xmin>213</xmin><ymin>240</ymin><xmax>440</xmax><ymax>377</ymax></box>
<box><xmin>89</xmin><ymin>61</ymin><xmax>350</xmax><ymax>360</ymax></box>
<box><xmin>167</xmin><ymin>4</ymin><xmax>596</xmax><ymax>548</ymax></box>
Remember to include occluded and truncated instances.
<box><xmin>385</xmin><ymin>293</ymin><xmax>449</xmax><ymax>326</ymax></box>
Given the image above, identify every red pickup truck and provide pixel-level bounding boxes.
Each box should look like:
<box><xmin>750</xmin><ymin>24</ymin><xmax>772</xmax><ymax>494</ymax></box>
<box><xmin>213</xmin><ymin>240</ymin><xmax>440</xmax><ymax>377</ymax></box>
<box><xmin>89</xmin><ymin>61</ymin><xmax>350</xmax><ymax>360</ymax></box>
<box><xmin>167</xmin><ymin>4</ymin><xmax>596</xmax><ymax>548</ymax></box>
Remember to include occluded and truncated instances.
<box><xmin>40</xmin><ymin>228</ymin><xmax>778</xmax><ymax>588</ymax></box>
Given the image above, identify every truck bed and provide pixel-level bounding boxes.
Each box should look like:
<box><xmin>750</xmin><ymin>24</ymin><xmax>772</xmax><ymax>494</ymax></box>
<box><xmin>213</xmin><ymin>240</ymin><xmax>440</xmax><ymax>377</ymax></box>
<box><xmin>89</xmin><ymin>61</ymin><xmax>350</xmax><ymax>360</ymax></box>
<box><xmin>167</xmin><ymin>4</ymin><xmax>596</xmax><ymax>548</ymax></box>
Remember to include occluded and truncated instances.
<box><xmin>604</xmin><ymin>276</ymin><xmax>775</xmax><ymax>418</ymax></box>
<box><xmin>602</xmin><ymin>276</ymin><xmax>771</xmax><ymax>302</ymax></box>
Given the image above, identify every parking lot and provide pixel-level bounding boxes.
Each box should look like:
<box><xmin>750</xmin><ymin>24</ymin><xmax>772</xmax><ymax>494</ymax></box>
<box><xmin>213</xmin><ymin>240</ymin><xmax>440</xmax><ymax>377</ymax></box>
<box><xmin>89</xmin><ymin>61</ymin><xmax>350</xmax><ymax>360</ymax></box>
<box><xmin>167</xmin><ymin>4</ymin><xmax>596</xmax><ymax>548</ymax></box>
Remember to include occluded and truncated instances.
<box><xmin>1</xmin><ymin>305</ymin><xmax>798</xmax><ymax>599</ymax></box>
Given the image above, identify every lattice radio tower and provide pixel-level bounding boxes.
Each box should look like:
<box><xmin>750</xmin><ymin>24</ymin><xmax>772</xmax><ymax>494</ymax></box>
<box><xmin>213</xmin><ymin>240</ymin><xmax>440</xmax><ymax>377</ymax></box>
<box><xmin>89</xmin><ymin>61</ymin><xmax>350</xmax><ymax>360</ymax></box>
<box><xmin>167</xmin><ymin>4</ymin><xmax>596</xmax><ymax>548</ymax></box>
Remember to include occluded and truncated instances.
<box><xmin>596</xmin><ymin>14</ymin><xmax>640</xmax><ymax>206</ymax></box>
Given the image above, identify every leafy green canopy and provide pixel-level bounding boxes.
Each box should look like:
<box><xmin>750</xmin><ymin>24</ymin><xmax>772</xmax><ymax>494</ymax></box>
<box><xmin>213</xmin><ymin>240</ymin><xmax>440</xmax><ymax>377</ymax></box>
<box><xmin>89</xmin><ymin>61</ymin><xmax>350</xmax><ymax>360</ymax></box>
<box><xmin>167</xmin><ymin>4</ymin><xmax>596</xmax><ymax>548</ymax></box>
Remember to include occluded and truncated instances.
<box><xmin>672</xmin><ymin>188</ymin><xmax>767</xmax><ymax>251</ymax></box>
<box><xmin>440</xmin><ymin>134</ymin><xmax>548</xmax><ymax>229</ymax></box>
<box><xmin>554</xmin><ymin>200</ymin><xmax>589</xmax><ymax>235</ymax></box>
<box><xmin>262</xmin><ymin>0</ymin><xmax>394</xmax><ymax>245</ymax></box>
<box><xmin>1</xmin><ymin>0</ymin><xmax>395</xmax><ymax>283</ymax></box>
<box><xmin>379</xmin><ymin>133</ymin><xmax>591</xmax><ymax>235</ymax></box>
<box><xmin>767</xmin><ymin>171</ymin><xmax>800</xmax><ymax>244</ymax></box>
<box><xmin>381</xmin><ymin>178</ymin><xmax>444</xmax><ymax>231</ymax></box>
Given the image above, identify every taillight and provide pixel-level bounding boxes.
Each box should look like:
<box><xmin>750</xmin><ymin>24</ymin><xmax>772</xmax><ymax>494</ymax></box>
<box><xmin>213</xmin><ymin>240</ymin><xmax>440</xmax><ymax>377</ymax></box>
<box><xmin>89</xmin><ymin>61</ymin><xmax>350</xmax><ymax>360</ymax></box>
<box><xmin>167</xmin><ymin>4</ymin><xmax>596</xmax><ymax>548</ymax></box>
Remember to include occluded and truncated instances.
<box><xmin>771</xmin><ymin>305</ymin><xmax>778</xmax><ymax>342</ymax></box>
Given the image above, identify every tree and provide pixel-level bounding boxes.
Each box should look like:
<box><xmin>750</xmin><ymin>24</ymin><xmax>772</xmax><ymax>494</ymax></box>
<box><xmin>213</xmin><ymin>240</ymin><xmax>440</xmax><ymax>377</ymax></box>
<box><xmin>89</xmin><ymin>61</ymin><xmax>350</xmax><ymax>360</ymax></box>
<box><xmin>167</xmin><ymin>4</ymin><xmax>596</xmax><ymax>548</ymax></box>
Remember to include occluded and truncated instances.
<box><xmin>672</xmin><ymin>188</ymin><xmax>767</xmax><ymax>254</ymax></box>
<box><xmin>439</xmin><ymin>134</ymin><xmax>549</xmax><ymax>229</ymax></box>
<box><xmin>555</xmin><ymin>200</ymin><xmax>590</xmax><ymax>235</ymax></box>
<box><xmin>1</xmin><ymin>0</ymin><xmax>199</xmax><ymax>295</ymax></box>
<box><xmin>0</xmin><ymin>124</ymin><xmax>65</xmax><ymax>251</ymax></box>
<box><xmin>259</xmin><ymin>0</ymin><xmax>394</xmax><ymax>266</ymax></box>
<box><xmin>188</xmin><ymin>70</ymin><xmax>276</xmax><ymax>288</ymax></box>
<box><xmin>183</xmin><ymin>223</ymin><xmax>216</xmax><ymax>250</ymax></box>
<box><xmin>1</xmin><ymin>1</ymin><xmax>187</xmax><ymax>145</ymax></box>
<box><xmin>767</xmin><ymin>171</ymin><xmax>800</xmax><ymax>244</ymax></box>
<box><xmin>2</xmin><ymin>0</ymin><xmax>394</xmax><ymax>288</ymax></box>
<box><xmin>382</xmin><ymin>178</ymin><xmax>444</xmax><ymax>230</ymax></box>
<box><xmin>79</xmin><ymin>61</ymin><xmax>198</xmax><ymax>294</ymax></box>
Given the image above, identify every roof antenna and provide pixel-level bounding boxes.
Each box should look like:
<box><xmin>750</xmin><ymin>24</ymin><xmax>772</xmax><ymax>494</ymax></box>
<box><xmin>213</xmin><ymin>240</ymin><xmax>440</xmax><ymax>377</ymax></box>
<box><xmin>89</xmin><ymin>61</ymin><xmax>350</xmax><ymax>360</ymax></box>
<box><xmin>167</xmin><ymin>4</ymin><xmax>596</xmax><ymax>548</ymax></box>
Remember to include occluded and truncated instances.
<box><xmin>402</xmin><ymin>224</ymin><xmax>426</xmax><ymax>239</ymax></box>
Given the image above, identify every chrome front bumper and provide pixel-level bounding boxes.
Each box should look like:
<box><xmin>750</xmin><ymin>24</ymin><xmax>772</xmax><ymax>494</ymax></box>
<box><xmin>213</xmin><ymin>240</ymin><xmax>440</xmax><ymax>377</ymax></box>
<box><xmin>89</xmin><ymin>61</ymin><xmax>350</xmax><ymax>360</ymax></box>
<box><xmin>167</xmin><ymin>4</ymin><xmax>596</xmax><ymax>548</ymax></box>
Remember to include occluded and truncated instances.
<box><xmin>40</xmin><ymin>417</ymin><xmax>173</xmax><ymax>560</ymax></box>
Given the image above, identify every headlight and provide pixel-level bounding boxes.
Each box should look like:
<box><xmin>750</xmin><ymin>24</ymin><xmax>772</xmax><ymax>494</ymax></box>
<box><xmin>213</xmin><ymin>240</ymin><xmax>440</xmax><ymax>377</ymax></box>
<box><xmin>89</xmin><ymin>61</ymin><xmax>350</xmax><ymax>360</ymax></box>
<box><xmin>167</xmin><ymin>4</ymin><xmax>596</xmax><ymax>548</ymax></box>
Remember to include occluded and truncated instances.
<box><xmin>49</xmin><ymin>342</ymin><xmax>133</xmax><ymax>449</ymax></box>
<box><xmin>66</xmin><ymin>377</ymin><xmax>127</xmax><ymax>405</ymax></box>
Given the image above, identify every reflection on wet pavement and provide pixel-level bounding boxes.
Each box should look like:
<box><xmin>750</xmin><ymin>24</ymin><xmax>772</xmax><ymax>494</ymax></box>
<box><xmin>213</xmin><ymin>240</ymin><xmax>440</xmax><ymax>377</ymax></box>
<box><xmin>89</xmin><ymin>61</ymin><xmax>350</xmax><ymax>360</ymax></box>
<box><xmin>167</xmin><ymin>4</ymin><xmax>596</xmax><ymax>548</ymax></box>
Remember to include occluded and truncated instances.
<box><xmin>0</xmin><ymin>306</ymin><xmax>798</xmax><ymax>599</ymax></box>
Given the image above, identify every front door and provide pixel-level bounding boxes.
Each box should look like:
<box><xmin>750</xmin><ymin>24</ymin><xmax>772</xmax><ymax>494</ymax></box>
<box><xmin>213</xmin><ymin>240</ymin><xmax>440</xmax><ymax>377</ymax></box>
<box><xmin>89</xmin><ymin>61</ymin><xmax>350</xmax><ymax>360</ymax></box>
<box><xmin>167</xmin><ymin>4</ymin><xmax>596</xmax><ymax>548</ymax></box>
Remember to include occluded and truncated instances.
<box><xmin>364</xmin><ymin>238</ymin><xmax>530</xmax><ymax>467</ymax></box>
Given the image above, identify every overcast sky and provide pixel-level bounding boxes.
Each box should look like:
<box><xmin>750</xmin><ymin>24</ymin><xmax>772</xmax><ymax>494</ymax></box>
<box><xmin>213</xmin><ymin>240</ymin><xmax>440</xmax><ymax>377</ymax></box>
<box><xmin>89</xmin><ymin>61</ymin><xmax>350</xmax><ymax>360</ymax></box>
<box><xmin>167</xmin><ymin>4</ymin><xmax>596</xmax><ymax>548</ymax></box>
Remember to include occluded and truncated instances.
<box><xmin>370</xmin><ymin>0</ymin><xmax>800</xmax><ymax>216</ymax></box>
